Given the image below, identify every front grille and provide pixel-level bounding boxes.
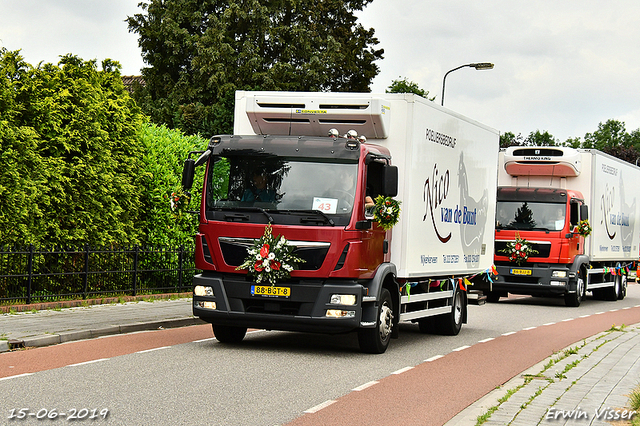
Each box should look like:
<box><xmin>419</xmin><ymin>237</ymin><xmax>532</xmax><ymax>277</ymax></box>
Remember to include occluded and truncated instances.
<box><xmin>495</xmin><ymin>240</ymin><xmax>552</xmax><ymax>258</ymax></box>
<box><xmin>219</xmin><ymin>237</ymin><xmax>329</xmax><ymax>270</ymax></box>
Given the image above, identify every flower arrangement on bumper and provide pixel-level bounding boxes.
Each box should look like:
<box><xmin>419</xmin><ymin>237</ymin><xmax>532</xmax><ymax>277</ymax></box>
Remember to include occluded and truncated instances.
<box><xmin>236</xmin><ymin>224</ymin><xmax>304</xmax><ymax>285</ymax></box>
<box><xmin>372</xmin><ymin>195</ymin><xmax>401</xmax><ymax>231</ymax></box>
<box><xmin>574</xmin><ymin>219</ymin><xmax>592</xmax><ymax>237</ymax></box>
<box><xmin>500</xmin><ymin>233</ymin><xmax>539</xmax><ymax>266</ymax></box>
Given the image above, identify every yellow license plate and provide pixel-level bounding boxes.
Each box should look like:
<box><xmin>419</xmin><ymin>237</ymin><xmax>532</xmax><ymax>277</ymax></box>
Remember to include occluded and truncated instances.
<box><xmin>511</xmin><ymin>269</ymin><xmax>532</xmax><ymax>275</ymax></box>
<box><xmin>251</xmin><ymin>285</ymin><xmax>291</xmax><ymax>297</ymax></box>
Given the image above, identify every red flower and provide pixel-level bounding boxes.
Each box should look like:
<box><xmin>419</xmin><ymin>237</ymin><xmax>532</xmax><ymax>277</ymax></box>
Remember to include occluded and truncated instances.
<box><xmin>515</xmin><ymin>243</ymin><xmax>521</xmax><ymax>251</ymax></box>
<box><xmin>520</xmin><ymin>251</ymin><xmax>526</xmax><ymax>257</ymax></box>
<box><xmin>254</xmin><ymin>261</ymin><xmax>264</xmax><ymax>272</ymax></box>
<box><xmin>271</xmin><ymin>260</ymin><xmax>281</xmax><ymax>271</ymax></box>
<box><xmin>260</xmin><ymin>244</ymin><xmax>270</xmax><ymax>258</ymax></box>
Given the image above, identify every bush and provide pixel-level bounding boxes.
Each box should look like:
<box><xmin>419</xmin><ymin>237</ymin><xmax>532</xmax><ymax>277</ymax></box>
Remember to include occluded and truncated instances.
<box><xmin>0</xmin><ymin>49</ymin><xmax>146</xmax><ymax>247</ymax></box>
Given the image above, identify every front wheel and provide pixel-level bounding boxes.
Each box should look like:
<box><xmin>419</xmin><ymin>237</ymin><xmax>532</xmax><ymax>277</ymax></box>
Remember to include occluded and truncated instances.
<box><xmin>565</xmin><ymin>272</ymin><xmax>585</xmax><ymax>307</ymax></box>
<box><xmin>358</xmin><ymin>288</ymin><xmax>394</xmax><ymax>354</ymax></box>
<box><xmin>212</xmin><ymin>324</ymin><xmax>247</xmax><ymax>344</ymax></box>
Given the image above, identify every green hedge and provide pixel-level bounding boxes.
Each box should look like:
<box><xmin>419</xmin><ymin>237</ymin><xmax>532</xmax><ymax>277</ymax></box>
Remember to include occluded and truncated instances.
<box><xmin>1</xmin><ymin>49</ymin><xmax>206</xmax><ymax>248</ymax></box>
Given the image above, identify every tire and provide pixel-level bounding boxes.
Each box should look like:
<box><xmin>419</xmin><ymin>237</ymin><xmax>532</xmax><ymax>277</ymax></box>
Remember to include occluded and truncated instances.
<box><xmin>605</xmin><ymin>274</ymin><xmax>621</xmax><ymax>301</ymax></box>
<box><xmin>618</xmin><ymin>275</ymin><xmax>627</xmax><ymax>300</ymax></box>
<box><xmin>433</xmin><ymin>288</ymin><xmax>464</xmax><ymax>336</ymax></box>
<box><xmin>358</xmin><ymin>288</ymin><xmax>394</xmax><ymax>354</ymax></box>
<box><xmin>565</xmin><ymin>272</ymin><xmax>585</xmax><ymax>307</ymax></box>
<box><xmin>212</xmin><ymin>324</ymin><xmax>247</xmax><ymax>344</ymax></box>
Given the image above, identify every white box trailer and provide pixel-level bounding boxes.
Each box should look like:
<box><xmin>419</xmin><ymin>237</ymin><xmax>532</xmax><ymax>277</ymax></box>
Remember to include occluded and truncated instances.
<box><xmin>234</xmin><ymin>91</ymin><xmax>500</xmax><ymax>279</ymax></box>
<box><xmin>185</xmin><ymin>91</ymin><xmax>499</xmax><ymax>353</ymax></box>
<box><xmin>487</xmin><ymin>146</ymin><xmax>640</xmax><ymax>306</ymax></box>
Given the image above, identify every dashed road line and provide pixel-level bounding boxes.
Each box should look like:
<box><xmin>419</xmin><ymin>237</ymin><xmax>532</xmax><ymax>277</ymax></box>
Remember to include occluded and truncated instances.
<box><xmin>352</xmin><ymin>381</ymin><xmax>378</xmax><ymax>391</ymax></box>
<box><xmin>392</xmin><ymin>366</ymin><xmax>414</xmax><ymax>375</ymax></box>
<box><xmin>522</xmin><ymin>326</ymin><xmax>537</xmax><ymax>331</ymax></box>
<box><xmin>502</xmin><ymin>331</ymin><xmax>516</xmax><ymax>336</ymax></box>
<box><xmin>452</xmin><ymin>345</ymin><xmax>470</xmax><ymax>352</ymax></box>
<box><xmin>425</xmin><ymin>355</ymin><xmax>443</xmax><ymax>362</ymax></box>
<box><xmin>478</xmin><ymin>337</ymin><xmax>495</xmax><ymax>343</ymax></box>
<box><xmin>304</xmin><ymin>400</ymin><xmax>336</xmax><ymax>414</ymax></box>
<box><xmin>136</xmin><ymin>346</ymin><xmax>171</xmax><ymax>354</ymax></box>
<box><xmin>68</xmin><ymin>358</ymin><xmax>109</xmax><ymax>367</ymax></box>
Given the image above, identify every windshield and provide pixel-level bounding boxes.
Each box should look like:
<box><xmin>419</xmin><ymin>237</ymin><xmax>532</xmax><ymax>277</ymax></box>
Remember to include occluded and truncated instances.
<box><xmin>496</xmin><ymin>201</ymin><xmax>566</xmax><ymax>231</ymax></box>
<box><xmin>205</xmin><ymin>155</ymin><xmax>359</xmax><ymax>224</ymax></box>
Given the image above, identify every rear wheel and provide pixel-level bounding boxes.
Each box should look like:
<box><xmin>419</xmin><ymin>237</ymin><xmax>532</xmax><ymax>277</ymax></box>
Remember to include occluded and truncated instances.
<box><xmin>212</xmin><ymin>324</ymin><xmax>247</xmax><ymax>343</ymax></box>
<box><xmin>605</xmin><ymin>274</ymin><xmax>621</xmax><ymax>301</ymax></box>
<box><xmin>358</xmin><ymin>288</ymin><xmax>394</xmax><ymax>354</ymax></box>
<box><xmin>433</xmin><ymin>288</ymin><xmax>464</xmax><ymax>335</ymax></box>
<box><xmin>618</xmin><ymin>275</ymin><xmax>627</xmax><ymax>300</ymax></box>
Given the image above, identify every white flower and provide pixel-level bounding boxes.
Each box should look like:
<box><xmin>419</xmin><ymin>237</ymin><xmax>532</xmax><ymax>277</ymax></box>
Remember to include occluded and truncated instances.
<box><xmin>265</xmin><ymin>266</ymin><xmax>271</xmax><ymax>272</ymax></box>
<box><xmin>256</xmin><ymin>254</ymin><xmax>262</xmax><ymax>260</ymax></box>
<box><xmin>263</xmin><ymin>259</ymin><xmax>269</xmax><ymax>267</ymax></box>
<box><xmin>268</xmin><ymin>252</ymin><xmax>275</xmax><ymax>260</ymax></box>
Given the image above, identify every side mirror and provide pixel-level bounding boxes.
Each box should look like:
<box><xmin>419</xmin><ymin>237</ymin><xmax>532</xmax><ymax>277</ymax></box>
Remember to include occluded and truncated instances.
<box><xmin>381</xmin><ymin>165</ymin><xmax>398</xmax><ymax>197</ymax></box>
<box><xmin>182</xmin><ymin>158</ymin><xmax>195</xmax><ymax>191</ymax></box>
<box><xmin>580</xmin><ymin>204</ymin><xmax>589</xmax><ymax>221</ymax></box>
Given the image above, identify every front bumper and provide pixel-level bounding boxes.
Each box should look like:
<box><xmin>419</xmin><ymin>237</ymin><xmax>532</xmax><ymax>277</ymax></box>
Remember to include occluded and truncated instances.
<box><xmin>488</xmin><ymin>263</ymin><xmax>572</xmax><ymax>296</ymax></box>
<box><xmin>192</xmin><ymin>272</ymin><xmax>366</xmax><ymax>334</ymax></box>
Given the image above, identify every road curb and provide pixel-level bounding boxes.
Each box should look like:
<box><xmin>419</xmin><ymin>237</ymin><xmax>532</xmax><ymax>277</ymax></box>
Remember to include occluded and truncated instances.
<box><xmin>1</xmin><ymin>317</ymin><xmax>206</xmax><ymax>353</ymax></box>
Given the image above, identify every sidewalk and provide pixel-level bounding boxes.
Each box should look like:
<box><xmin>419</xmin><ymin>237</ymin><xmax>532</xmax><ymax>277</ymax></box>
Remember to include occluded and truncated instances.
<box><xmin>0</xmin><ymin>297</ymin><xmax>203</xmax><ymax>352</ymax></box>
<box><xmin>447</xmin><ymin>323</ymin><xmax>640</xmax><ymax>426</ymax></box>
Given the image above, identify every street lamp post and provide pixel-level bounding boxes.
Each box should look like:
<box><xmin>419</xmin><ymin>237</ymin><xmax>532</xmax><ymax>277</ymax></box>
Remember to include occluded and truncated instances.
<box><xmin>441</xmin><ymin>62</ymin><xmax>494</xmax><ymax>106</ymax></box>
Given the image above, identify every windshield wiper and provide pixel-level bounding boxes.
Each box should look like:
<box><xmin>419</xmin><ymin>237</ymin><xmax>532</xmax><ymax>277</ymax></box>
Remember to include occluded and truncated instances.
<box><xmin>225</xmin><ymin>207</ymin><xmax>274</xmax><ymax>223</ymax></box>
<box><xmin>279</xmin><ymin>209</ymin><xmax>335</xmax><ymax>226</ymax></box>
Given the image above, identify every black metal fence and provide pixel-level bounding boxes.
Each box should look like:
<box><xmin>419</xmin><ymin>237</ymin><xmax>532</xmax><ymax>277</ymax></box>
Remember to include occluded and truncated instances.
<box><xmin>0</xmin><ymin>245</ymin><xmax>197</xmax><ymax>304</ymax></box>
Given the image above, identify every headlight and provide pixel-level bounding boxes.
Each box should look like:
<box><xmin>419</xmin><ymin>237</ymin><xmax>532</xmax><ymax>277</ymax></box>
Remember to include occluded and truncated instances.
<box><xmin>330</xmin><ymin>294</ymin><xmax>357</xmax><ymax>305</ymax></box>
<box><xmin>194</xmin><ymin>285</ymin><xmax>213</xmax><ymax>296</ymax></box>
<box><xmin>551</xmin><ymin>270</ymin><xmax>567</xmax><ymax>278</ymax></box>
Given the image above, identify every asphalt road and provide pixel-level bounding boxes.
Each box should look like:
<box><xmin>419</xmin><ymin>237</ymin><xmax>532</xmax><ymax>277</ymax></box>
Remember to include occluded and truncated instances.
<box><xmin>1</xmin><ymin>286</ymin><xmax>639</xmax><ymax>425</ymax></box>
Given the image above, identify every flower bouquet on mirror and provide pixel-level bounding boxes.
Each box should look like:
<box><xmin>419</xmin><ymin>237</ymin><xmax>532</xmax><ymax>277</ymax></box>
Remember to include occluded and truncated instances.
<box><xmin>574</xmin><ymin>219</ymin><xmax>592</xmax><ymax>237</ymax></box>
<box><xmin>372</xmin><ymin>195</ymin><xmax>401</xmax><ymax>231</ymax></box>
<box><xmin>500</xmin><ymin>233</ymin><xmax>539</xmax><ymax>266</ymax></box>
<box><xmin>169</xmin><ymin>187</ymin><xmax>191</xmax><ymax>215</ymax></box>
<box><xmin>236</xmin><ymin>224</ymin><xmax>305</xmax><ymax>285</ymax></box>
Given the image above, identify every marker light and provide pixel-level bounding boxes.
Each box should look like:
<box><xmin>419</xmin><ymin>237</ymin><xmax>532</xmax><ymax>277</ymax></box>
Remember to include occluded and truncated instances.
<box><xmin>551</xmin><ymin>271</ymin><xmax>567</xmax><ymax>278</ymax></box>
<box><xmin>330</xmin><ymin>294</ymin><xmax>357</xmax><ymax>305</ymax></box>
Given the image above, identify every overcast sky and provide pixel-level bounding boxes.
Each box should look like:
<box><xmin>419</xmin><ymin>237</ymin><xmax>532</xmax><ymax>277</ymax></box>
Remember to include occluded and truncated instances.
<box><xmin>2</xmin><ymin>0</ymin><xmax>639</xmax><ymax>142</ymax></box>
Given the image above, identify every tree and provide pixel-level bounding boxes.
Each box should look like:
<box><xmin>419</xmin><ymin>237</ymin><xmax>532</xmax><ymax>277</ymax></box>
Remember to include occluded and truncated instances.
<box><xmin>0</xmin><ymin>49</ymin><xmax>146</xmax><ymax>247</ymax></box>
<box><xmin>583</xmin><ymin>119</ymin><xmax>629</xmax><ymax>150</ymax></box>
<box><xmin>386</xmin><ymin>77</ymin><xmax>435</xmax><ymax>100</ymax></box>
<box><xmin>127</xmin><ymin>0</ymin><xmax>384</xmax><ymax>136</ymax></box>
<box><xmin>500</xmin><ymin>131</ymin><xmax>524</xmax><ymax>148</ymax></box>
<box><xmin>524</xmin><ymin>130</ymin><xmax>559</xmax><ymax>146</ymax></box>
